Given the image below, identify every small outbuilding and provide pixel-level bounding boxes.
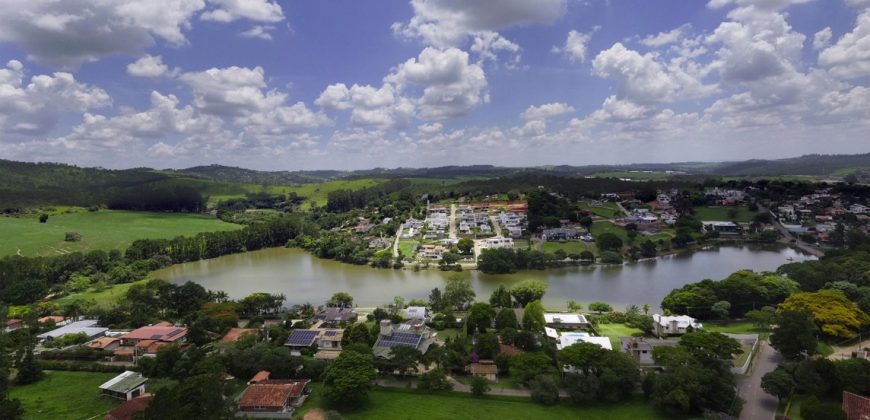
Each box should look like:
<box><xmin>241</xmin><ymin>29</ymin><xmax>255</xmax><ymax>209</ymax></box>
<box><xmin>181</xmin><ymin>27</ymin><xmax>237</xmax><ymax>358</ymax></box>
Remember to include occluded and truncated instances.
<box><xmin>99</xmin><ymin>371</ymin><xmax>148</xmax><ymax>401</ymax></box>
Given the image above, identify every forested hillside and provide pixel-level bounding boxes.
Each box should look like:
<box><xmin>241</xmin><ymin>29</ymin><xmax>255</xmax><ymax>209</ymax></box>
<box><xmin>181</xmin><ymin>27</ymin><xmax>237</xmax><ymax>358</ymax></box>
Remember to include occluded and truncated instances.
<box><xmin>171</xmin><ymin>165</ymin><xmax>347</xmax><ymax>185</ymax></box>
<box><xmin>708</xmin><ymin>153</ymin><xmax>870</xmax><ymax>176</ymax></box>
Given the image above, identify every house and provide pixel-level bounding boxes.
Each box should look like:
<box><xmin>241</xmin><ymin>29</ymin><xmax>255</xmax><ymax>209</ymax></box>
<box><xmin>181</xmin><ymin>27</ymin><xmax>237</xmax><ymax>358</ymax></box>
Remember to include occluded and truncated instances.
<box><xmin>418</xmin><ymin>244</ymin><xmax>447</xmax><ymax>260</ymax></box>
<box><xmin>119</xmin><ymin>322</ymin><xmax>187</xmax><ymax>346</ymax></box>
<box><xmin>104</xmin><ymin>395</ymin><xmax>153</xmax><ymax>420</ymax></box>
<box><xmin>284</xmin><ymin>328</ymin><xmax>344</xmax><ymax>356</ymax></box>
<box><xmin>37</xmin><ymin>319</ymin><xmax>107</xmax><ymax>342</ymax></box>
<box><xmin>843</xmin><ymin>391</ymin><xmax>870</xmax><ymax>420</ymax></box>
<box><xmin>372</xmin><ymin>320</ymin><xmax>435</xmax><ymax>359</ymax></box>
<box><xmin>99</xmin><ymin>371</ymin><xmax>148</xmax><ymax>401</ymax></box>
<box><xmin>38</xmin><ymin>316</ymin><xmax>68</xmax><ymax>326</ymax></box>
<box><xmin>404</xmin><ymin>306</ymin><xmax>429</xmax><ymax>321</ymax></box>
<box><xmin>702</xmin><ymin>221</ymin><xmax>742</xmax><ymax>236</ymax></box>
<box><xmin>653</xmin><ymin>314</ymin><xmax>702</xmax><ymax>336</ymax></box>
<box><xmin>619</xmin><ymin>337</ymin><xmax>680</xmax><ymax>366</ymax></box>
<box><xmin>849</xmin><ymin>204</ymin><xmax>868</xmax><ymax>214</ymax></box>
<box><xmin>237</xmin><ymin>377</ymin><xmax>310</xmax><ymax>416</ymax></box>
<box><xmin>541</xmin><ymin>228</ymin><xmax>579</xmax><ymax>242</ymax></box>
<box><xmin>219</xmin><ymin>328</ymin><xmax>260</xmax><ymax>344</ymax></box>
<box><xmin>249</xmin><ymin>370</ymin><xmax>272</xmax><ymax>384</ymax></box>
<box><xmin>555</xmin><ymin>332</ymin><xmax>612</xmax><ymax>351</ymax></box>
<box><xmin>88</xmin><ymin>337</ymin><xmax>121</xmax><ymax>352</ymax></box>
<box><xmin>468</xmin><ymin>361</ymin><xmax>498</xmax><ymax>381</ymax></box>
<box><xmin>4</xmin><ymin>319</ymin><xmax>23</xmax><ymax>332</ymax></box>
<box><xmin>544</xmin><ymin>313</ymin><xmax>589</xmax><ymax>330</ymax></box>
<box><xmin>313</xmin><ymin>307</ymin><xmax>358</xmax><ymax>324</ymax></box>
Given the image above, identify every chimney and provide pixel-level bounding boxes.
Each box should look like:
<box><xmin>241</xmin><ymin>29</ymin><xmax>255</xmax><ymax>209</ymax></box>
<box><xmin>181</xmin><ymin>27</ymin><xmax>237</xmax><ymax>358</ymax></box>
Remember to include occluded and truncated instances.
<box><xmin>380</xmin><ymin>319</ymin><xmax>392</xmax><ymax>337</ymax></box>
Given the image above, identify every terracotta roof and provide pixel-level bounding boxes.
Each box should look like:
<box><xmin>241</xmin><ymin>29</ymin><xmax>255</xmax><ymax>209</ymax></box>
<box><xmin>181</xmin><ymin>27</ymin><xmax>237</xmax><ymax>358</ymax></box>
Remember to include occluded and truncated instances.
<box><xmin>499</xmin><ymin>343</ymin><xmax>521</xmax><ymax>356</ymax></box>
<box><xmin>113</xmin><ymin>348</ymin><xmax>135</xmax><ymax>356</ymax></box>
<box><xmin>239</xmin><ymin>380</ymin><xmax>309</xmax><ymax>408</ymax></box>
<box><xmin>121</xmin><ymin>323</ymin><xmax>187</xmax><ymax>342</ymax></box>
<box><xmin>249</xmin><ymin>370</ymin><xmax>271</xmax><ymax>384</ymax></box>
<box><xmin>469</xmin><ymin>363</ymin><xmax>498</xmax><ymax>375</ymax></box>
<box><xmin>6</xmin><ymin>319</ymin><xmax>22</xmax><ymax>326</ymax></box>
<box><xmin>38</xmin><ymin>316</ymin><xmax>65</xmax><ymax>324</ymax></box>
<box><xmin>220</xmin><ymin>328</ymin><xmax>259</xmax><ymax>343</ymax></box>
<box><xmin>88</xmin><ymin>337</ymin><xmax>120</xmax><ymax>349</ymax></box>
<box><xmin>105</xmin><ymin>395</ymin><xmax>153</xmax><ymax>420</ymax></box>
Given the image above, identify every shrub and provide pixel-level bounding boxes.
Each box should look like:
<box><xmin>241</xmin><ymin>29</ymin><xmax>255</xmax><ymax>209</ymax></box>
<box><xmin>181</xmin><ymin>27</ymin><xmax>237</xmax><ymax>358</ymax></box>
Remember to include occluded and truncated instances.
<box><xmin>530</xmin><ymin>375</ymin><xmax>560</xmax><ymax>405</ymax></box>
<box><xmin>469</xmin><ymin>376</ymin><xmax>490</xmax><ymax>396</ymax></box>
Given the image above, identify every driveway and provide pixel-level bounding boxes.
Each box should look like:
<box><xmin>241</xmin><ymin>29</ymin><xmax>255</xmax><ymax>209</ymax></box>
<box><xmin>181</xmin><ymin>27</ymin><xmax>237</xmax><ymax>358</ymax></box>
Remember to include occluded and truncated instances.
<box><xmin>737</xmin><ymin>340</ymin><xmax>782</xmax><ymax>420</ymax></box>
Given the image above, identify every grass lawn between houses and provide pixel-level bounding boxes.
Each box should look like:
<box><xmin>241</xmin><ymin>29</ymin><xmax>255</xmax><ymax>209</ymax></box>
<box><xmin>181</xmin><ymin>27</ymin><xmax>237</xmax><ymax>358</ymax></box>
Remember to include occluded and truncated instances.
<box><xmin>595</xmin><ymin>322</ymin><xmax>645</xmax><ymax>349</ymax></box>
<box><xmin>0</xmin><ymin>209</ymin><xmax>241</xmax><ymax>258</ymax></box>
<box><xmin>541</xmin><ymin>241</ymin><xmax>588</xmax><ymax>255</ymax></box>
<box><xmin>9</xmin><ymin>370</ymin><xmax>120</xmax><ymax>420</ymax></box>
<box><xmin>578</xmin><ymin>201</ymin><xmax>622</xmax><ymax>219</ymax></box>
<box><xmin>295</xmin><ymin>384</ymin><xmax>677</xmax><ymax>420</ymax></box>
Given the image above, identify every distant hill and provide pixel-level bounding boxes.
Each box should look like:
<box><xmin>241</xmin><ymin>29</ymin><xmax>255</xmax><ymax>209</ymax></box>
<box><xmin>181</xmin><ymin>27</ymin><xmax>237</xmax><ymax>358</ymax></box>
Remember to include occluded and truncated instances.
<box><xmin>705</xmin><ymin>153</ymin><xmax>870</xmax><ymax>176</ymax></box>
<box><xmin>170</xmin><ymin>165</ymin><xmax>347</xmax><ymax>185</ymax></box>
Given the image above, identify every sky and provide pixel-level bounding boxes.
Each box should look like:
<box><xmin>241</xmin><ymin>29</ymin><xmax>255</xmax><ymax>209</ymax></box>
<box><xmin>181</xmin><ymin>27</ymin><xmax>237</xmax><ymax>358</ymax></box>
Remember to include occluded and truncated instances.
<box><xmin>0</xmin><ymin>0</ymin><xmax>869</xmax><ymax>171</ymax></box>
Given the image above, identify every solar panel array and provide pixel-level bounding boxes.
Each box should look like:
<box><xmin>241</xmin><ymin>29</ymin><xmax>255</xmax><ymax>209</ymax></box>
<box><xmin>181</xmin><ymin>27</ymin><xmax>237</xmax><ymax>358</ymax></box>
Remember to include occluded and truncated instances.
<box><xmin>166</xmin><ymin>329</ymin><xmax>184</xmax><ymax>338</ymax></box>
<box><xmin>377</xmin><ymin>332</ymin><xmax>422</xmax><ymax>348</ymax></box>
<box><xmin>285</xmin><ymin>330</ymin><xmax>319</xmax><ymax>346</ymax></box>
<box><xmin>323</xmin><ymin>331</ymin><xmax>337</xmax><ymax>337</ymax></box>
<box><xmin>150</xmin><ymin>334</ymin><xmax>162</xmax><ymax>340</ymax></box>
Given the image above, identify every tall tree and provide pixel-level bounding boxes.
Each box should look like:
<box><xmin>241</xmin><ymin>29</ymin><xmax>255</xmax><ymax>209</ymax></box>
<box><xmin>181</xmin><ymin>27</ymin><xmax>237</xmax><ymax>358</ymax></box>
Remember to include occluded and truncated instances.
<box><xmin>443</xmin><ymin>275</ymin><xmax>475</xmax><ymax>310</ymax></box>
<box><xmin>522</xmin><ymin>300</ymin><xmax>545</xmax><ymax>332</ymax></box>
<box><xmin>489</xmin><ymin>285</ymin><xmax>512</xmax><ymax>308</ymax></box>
<box><xmin>770</xmin><ymin>310</ymin><xmax>819</xmax><ymax>359</ymax></box>
<box><xmin>323</xmin><ymin>348</ymin><xmax>376</xmax><ymax>407</ymax></box>
<box><xmin>510</xmin><ymin>280</ymin><xmax>548</xmax><ymax>307</ymax></box>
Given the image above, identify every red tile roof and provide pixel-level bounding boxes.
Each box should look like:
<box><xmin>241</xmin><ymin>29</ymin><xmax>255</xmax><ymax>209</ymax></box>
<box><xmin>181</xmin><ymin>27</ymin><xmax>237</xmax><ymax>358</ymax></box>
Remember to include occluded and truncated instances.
<box><xmin>38</xmin><ymin>316</ymin><xmax>65</xmax><ymax>324</ymax></box>
<box><xmin>121</xmin><ymin>323</ymin><xmax>187</xmax><ymax>342</ymax></box>
<box><xmin>469</xmin><ymin>363</ymin><xmax>498</xmax><ymax>375</ymax></box>
<box><xmin>88</xmin><ymin>337</ymin><xmax>120</xmax><ymax>349</ymax></box>
<box><xmin>249</xmin><ymin>370</ymin><xmax>271</xmax><ymax>384</ymax></box>
<box><xmin>220</xmin><ymin>328</ymin><xmax>259</xmax><ymax>343</ymax></box>
<box><xmin>239</xmin><ymin>380</ymin><xmax>309</xmax><ymax>409</ymax></box>
<box><xmin>105</xmin><ymin>395</ymin><xmax>152</xmax><ymax>420</ymax></box>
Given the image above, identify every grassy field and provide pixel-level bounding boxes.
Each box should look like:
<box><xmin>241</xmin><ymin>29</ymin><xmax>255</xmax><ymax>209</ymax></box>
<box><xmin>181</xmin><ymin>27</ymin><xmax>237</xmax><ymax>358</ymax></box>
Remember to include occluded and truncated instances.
<box><xmin>296</xmin><ymin>385</ymin><xmax>676</xmax><ymax>420</ymax></box>
<box><xmin>54</xmin><ymin>278</ymin><xmax>150</xmax><ymax>309</ymax></box>
<box><xmin>693</xmin><ymin>206</ymin><xmax>756</xmax><ymax>223</ymax></box>
<box><xmin>397</xmin><ymin>240</ymin><xmax>418</xmax><ymax>258</ymax></box>
<box><xmin>203</xmin><ymin>178</ymin><xmax>384</xmax><ymax>210</ymax></box>
<box><xmin>541</xmin><ymin>241</ymin><xmax>588</xmax><ymax>255</ymax></box>
<box><xmin>578</xmin><ymin>201</ymin><xmax>622</xmax><ymax>219</ymax></box>
<box><xmin>0</xmin><ymin>210</ymin><xmax>241</xmax><ymax>257</ymax></box>
<box><xmin>595</xmin><ymin>322</ymin><xmax>644</xmax><ymax>349</ymax></box>
<box><xmin>9</xmin><ymin>371</ymin><xmax>120</xmax><ymax>420</ymax></box>
<box><xmin>702</xmin><ymin>321</ymin><xmax>766</xmax><ymax>335</ymax></box>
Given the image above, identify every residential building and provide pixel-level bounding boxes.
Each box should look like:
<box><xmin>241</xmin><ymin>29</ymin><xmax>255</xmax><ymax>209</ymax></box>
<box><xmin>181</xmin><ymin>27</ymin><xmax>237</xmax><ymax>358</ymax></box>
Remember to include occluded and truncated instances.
<box><xmin>4</xmin><ymin>319</ymin><xmax>23</xmax><ymax>332</ymax></box>
<box><xmin>653</xmin><ymin>314</ymin><xmax>702</xmax><ymax>336</ymax></box>
<box><xmin>702</xmin><ymin>221</ymin><xmax>742</xmax><ymax>236</ymax></box>
<box><xmin>404</xmin><ymin>306</ymin><xmax>429</xmax><ymax>320</ymax></box>
<box><xmin>372</xmin><ymin>320</ymin><xmax>435</xmax><ymax>359</ymax></box>
<box><xmin>99</xmin><ymin>371</ymin><xmax>148</xmax><ymax>401</ymax></box>
<box><xmin>468</xmin><ymin>361</ymin><xmax>498</xmax><ymax>381</ymax></box>
<box><xmin>37</xmin><ymin>319</ymin><xmax>107</xmax><ymax>342</ymax></box>
<box><xmin>418</xmin><ymin>244</ymin><xmax>447</xmax><ymax>260</ymax></box>
<box><xmin>619</xmin><ymin>337</ymin><xmax>680</xmax><ymax>366</ymax></box>
<box><xmin>38</xmin><ymin>316</ymin><xmax>68</xmax><ymax>326</ymax></box>
<box><xmin>544</xmin><ymin>313</ymin><xmax>589</xmax><ymax>330</ymax></box>
<box><xmin>104</xmin><ymin>395</ymin><xmax>153</xmax><ymax>420</ymax></box>
<box><xmin>541</xmin><ymin>227</ymin><xmax>579</xmax><ymax>242</ymax></box>
<box><xmin>119</xmin><ymin>322</ymin><xmax>187</xmax><ymax>347</ymax></box>
<box><xmin>555</xmin><ymin>332</ymin><xmax>611</xmax><ymax>351</ymax></box>
<box><xmin>237</xmin><ymin>374</ymin><xmax>310</xmax><ymax>417</ymax></box>
<box><xmin>313</xmin><ymin>307</ymin><xmax>358</xmax><ymax>324</ymax></box>
<box><xmin>843</xmin><ymin>391</ymin><xmax>870</xmax><ymax>420</ymax></box>
<box><xmin>284</xmin><ymin>328</ymin><xmax>344</xmax><ymax>356</ymax></box>
<box><xmin>849</xmin><ymin>204</ymin><xmax>868</xmax><ymax>214</ymax></box>
<box><xmin>88</xmin><ymin>337</ymin><xmax>121</xmax><ymax>352</ymax></box>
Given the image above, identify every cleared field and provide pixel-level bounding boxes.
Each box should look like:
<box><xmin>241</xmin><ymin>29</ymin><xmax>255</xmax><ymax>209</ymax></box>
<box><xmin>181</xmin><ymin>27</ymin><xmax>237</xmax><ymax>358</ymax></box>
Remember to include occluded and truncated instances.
<box><xmin>297</xmin><ymin>385</ymin><xmax>677</xmax><ymax>420</ymax></box>
<box><xmin>541</xmin><ymin>241</ymin><xmax>587</xmax><ymax>255</ymax></box>
<box><xmin>0</xmin><ymin>210</ymin><xmax>241</xmax><ymax>257</ymax></box>
<box><xmin>54</xmin><ymin>278</ymin><xmax>150</xmax><ymax>308</ymax></box>
<box><xmin>578</xmin><ymin>201</ymin><xmax>622</xmax><ymax>219</ymax></box>
<box><xmin>702</xmin><ymin>321</ymin><xmax>766</xmax><ymax>335</ymax></box>
<box><xmin>693</xmin><ymin>206</ymin><xmax>756</xmax><ymax>223</ymax></box>
<box><xmin>590</xmin><ymin>171</ymin><xmax>675</xmax><ymax>180</ymax></box>
<box><xmin>397</xmin><ymin>240</ymin><xmax>418</xmax><ymax>258</ymax></box>
<box><xmin>203</xmin><ymin>178</ymin><xmax>385</xmax><ymax>209</ymax></box>
<box><xmin>9</xmin><ymin>371</ymin><xmax>119</xmax><ymax>420</ymax></box>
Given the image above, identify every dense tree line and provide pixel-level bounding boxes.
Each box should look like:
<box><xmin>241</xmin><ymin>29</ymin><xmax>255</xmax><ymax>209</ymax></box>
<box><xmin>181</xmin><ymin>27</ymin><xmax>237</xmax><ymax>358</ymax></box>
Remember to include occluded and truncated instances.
<box><xmin>326</xmin><ymin>179</ymin><xmax>413</xmax><ymax>212</ymax></box>
<box><xmin>476</xmin><ymin>248</ymin><xmax>560</xmax><ymax>274</ymax></box>
<box><xmin>107</xmin><ymin>185</ymin><xmax>205</xmax><ymax>212</ymax></box>
<box><xmin>661</xmin><ymin>270</ymin><xmax>801</xmax><ymax>319</ymax></box>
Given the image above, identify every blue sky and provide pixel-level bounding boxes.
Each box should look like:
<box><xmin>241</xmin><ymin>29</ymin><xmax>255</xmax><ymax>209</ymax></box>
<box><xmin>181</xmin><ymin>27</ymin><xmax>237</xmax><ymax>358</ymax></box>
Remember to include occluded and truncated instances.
<box><xmin>1</xmin><ymin>0</ymin><xmax>869</xmax><ymax>170</ymax></box>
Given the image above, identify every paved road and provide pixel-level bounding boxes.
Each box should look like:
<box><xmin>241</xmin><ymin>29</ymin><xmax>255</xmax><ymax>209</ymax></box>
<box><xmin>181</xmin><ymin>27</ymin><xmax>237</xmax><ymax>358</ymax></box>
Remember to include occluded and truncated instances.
<box><xmin>737</xmin><ymin>341</ymin><xmax>781</xmax><ymax>420</ymax></box>
<box><xmin>759</xmin><ymin>205</ymin><xmax>824</xmax><ymax>258</ymax></box>
<box><xmin>488</xmin><ymin>214</ymin><xmax>502</xmax><ymax>237</ymax></box>
<box><xmin>392</xmin><ymin>223</ymin><xmax>402</xmax><ymax>258</ymax></box>
<box><xmin>449</xmin><ymin>204</ymin><xmax>457</xmax><ymax>239</ymax></box>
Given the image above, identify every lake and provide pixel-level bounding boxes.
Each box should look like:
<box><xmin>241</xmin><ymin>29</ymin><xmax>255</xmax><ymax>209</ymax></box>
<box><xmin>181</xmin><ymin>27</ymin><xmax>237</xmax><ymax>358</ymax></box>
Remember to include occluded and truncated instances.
<box><xmin>153</xmin><ymin>245</ymin><xmax>814</xmax><ymax>310</ymax></box>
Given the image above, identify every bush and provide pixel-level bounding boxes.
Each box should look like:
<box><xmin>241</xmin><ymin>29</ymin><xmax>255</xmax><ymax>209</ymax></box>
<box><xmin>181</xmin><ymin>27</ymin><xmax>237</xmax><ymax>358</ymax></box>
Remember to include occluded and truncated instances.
<box><xmin>64</xmin><ymin>232</ymin><xmax>82</xmax><ymax>242</ymax></box>
<box><xmin>801</xmin><ymin>396</ymin><xmax>846</xmax><ymax>420</ymax></box>
<box><xmin>600</xmin><ymin>251</ymin><xmax>623</xmax><ymax>264</ymax></box>
<box><xmin>530</xmin><ymin>375</ymin><xmax>560</xmax><ymax>405</ymax></box>
<box><xmin>469</xmin><ymin>375</ymin><xmax>490</xmax><ymax>396</ymax></box>
<box><xmin>417</xmin><ymin>368</ymin><xmax>453</xmax><ymax>391</ymax></box>
<box><xmin>36</xmin><ymin>360</ymin><xmax>126</xmax><ymax>372</ymax></box>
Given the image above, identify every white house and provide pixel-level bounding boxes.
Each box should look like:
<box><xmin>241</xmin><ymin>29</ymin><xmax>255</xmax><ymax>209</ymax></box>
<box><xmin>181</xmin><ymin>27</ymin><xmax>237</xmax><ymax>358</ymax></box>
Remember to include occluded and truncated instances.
<box><xmin>544</xmin><ymin>313</ymin><xmax>589</xmax><ymax>330</ymax></box>
<box><xmin>405</xmin><ymin>306</ymin><xmax>429</xmax><ymax>320</ymax></box>
<box><xmin>653</xmin><ymin>314</ymin><xmax>702</xmax><ymax>336</ymax></box>
<box><xmin>849</xmin><ymin>204</ymin><xmax>868</xmax><ymax>214</ymax></box>
<box><xmin>99</xmin><ymin>371</ymin><xmax>148</xmax><ymax>401</ymax></box>
<box><xmin>557</xmin><ymin>333</ymin><xmax>612</xmax><ymax>351</ymax></box>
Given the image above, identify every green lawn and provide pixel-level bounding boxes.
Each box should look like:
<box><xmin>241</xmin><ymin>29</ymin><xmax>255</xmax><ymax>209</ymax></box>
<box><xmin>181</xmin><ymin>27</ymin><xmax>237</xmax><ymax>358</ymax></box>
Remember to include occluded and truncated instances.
<box><xmin>590</xmin><ymin>221</ymin><xmax>629</xmax><ymax>242</ymax></box>
<box><xmin>541</xmin><ymin>241</ymin><xmax>587</xmax><ymax>255</ymax></box>
<box><xmin>816</xmin><ymin>341</ymin><xmax>834</xmax><ymax>356</ymax></box>
<box><xmin>296</xmin><ymin>385</ymin><xmax>676</xmax><ymax>420</ymax></box>
<box><xmin>9</xmin><ymin>371</ymin><xmax>120</xmax><ymax>420</ymax></box>
<box><xmin>397</xmin><ymin>240</ymin><xmax>418</xmax><ymax>258</ymax></box>
<box><xmin>0</xmin><ymin>209</ymin><xmax>241</xmax><ymax>257</ymax></box>
<box><xmin>512</xmin><ymin>239</ymin><xmax>531</xmax><ymax>249</ymax></box>
<box><xmin>54</xmin><ymin>278</ymin><xmax>150</xmax><ymax>309</ymax></box>
<box><xmin>595</xmin><ymin>322</ymin><xmax>644</xmax><ymax>349</ymax></box>
<box><xmin>693</xmin><ymin>206</ymin><xmax>756</xmax><ymax>223</ymax></box>
<box><xmin>578</xmin><ymin>201</ymin><xmax>622</xmax><ymax>219</ymax></box>
<box><xmin>702</xmin><ymin>321</ymin><xmax>766</xmax><ymax>335</ymax></box>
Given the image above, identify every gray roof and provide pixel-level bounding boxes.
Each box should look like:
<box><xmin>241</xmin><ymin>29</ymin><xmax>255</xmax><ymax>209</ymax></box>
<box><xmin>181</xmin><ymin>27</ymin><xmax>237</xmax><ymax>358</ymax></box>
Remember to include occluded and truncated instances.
<box><xmin>99</xmin><ymin>371</ymin><xmax>148</xmax><ymax>393</ymax></box>
<box><xmin>37</xmin><ymin>319</ymin><xmax>107</xmax><ymax>340</ymax></box>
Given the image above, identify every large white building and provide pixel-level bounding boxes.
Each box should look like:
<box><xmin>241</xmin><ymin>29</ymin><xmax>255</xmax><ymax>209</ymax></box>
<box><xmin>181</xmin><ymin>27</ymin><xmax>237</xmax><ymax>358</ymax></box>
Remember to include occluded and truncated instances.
<box><xmin>653</xmin><ymin>314</ymin><xmax>702</xmax><ymax>336</ymax></box>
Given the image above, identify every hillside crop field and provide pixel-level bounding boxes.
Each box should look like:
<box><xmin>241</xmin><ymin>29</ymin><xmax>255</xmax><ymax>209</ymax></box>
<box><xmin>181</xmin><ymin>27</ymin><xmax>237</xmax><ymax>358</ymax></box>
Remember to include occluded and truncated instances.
<box><xmin>202</xmin><ymin>178</ymin><xmax>384</xmax><ymax>209</ymax></box>
<box><xmin>0</xmin><ymin>209</ymin><xmax>241</xmax><ymax>257</ymax></box>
